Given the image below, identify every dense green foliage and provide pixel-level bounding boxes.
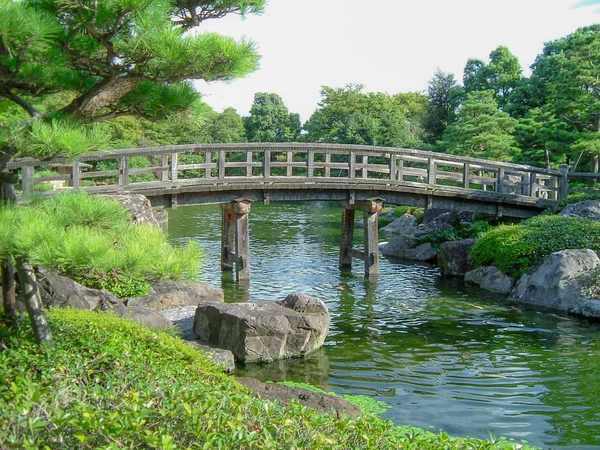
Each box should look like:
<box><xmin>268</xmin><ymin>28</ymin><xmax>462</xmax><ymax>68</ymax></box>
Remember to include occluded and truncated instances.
<box><xmin>0</xmin><ymin>309</ymin><xmax>536</xmax><ymax>449</ymax></box>
<box><xmin>244</xmin><ymin>93</ymin><xmax>301</xmax><ymax>142</ymax></box>
<box><xmin>470</xmin><ymin>215</ymin><xmax>600</xmax><ymax>278</ymax></box>
<box><xmin>0</xmin><ymin>193</ymin><xmax>201</xmax><ymax>297</ymax></box>
<box><xmin>418</xmin><ymin>221</ymin><xmax>492</xmax><ymax>251</ymax></box>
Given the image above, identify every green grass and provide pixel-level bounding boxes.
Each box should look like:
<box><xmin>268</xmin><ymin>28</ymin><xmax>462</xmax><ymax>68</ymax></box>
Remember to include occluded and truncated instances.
<box><xmin>0</xmin><ymin>309</ymin><xmax>537</xmax><ymax>450</ymax></box>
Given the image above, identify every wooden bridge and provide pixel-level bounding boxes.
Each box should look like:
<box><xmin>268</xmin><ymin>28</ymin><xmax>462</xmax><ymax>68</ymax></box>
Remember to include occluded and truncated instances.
<box><xmin>8</xmin><ymin>143</ymin><xmax>569</xmax><ymax>279</ymax></box>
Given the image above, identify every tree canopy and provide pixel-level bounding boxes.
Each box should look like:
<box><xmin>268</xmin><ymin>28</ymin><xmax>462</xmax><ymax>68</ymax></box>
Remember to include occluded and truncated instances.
<box><xmin>244</xmin><ymin>93</ymin><xmax>301</xmax><ymax>142</ymax></box>
<box><xmin>0</xmin><ymin>0</ymin><xmax>263</xmax><ymax>160</ymax></box>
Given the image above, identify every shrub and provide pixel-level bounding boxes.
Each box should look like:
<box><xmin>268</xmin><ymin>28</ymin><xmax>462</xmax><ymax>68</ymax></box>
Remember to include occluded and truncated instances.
<box><xmin>418</xmin><ymin>220</ymin><xmax>492</xmax><ymax>251</ymax></box>
<box><xmin>0</xmin><ymin>309</ymin><xmax>536</xmax><ymax>450</ymax></box>
<box><xmin>470</xmin><ymin>215</ymin><xmax>600</xmax><ymax>278</ymax></box>
<box><xmin>393</xmin><ymin>205</ymin><xmax>425</xmax><ymax>222</ymax></box>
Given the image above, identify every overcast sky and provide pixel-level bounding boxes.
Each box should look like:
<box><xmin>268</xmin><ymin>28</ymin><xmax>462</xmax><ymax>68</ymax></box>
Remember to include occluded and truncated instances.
<box><xmin>195</xmin><ymin>0</ymin><xmax>599</xmax><ymax>123</ymax></box>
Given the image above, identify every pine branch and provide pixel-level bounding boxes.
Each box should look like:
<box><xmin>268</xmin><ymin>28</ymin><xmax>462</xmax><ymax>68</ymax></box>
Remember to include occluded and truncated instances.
<box><xmin>0</xmin><ymin>88</ymin><xmax>41</xmax><ymax>118</ymax></box>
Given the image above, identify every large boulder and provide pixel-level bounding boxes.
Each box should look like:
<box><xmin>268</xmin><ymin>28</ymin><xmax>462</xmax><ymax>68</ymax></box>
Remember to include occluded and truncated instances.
<box><xmin>379</xmin><ymin>214</ymin><xmax>418</xmax><ymax>236</ymax></box>
<box><xmin>438</xmin><ymin>239</ymin><xmax>477</xmax><ymax>276</ymax></box>
<box><xmin>128</xmin><ymin>280</ymin><xmax>224</xmax><ymax>310</ymax></box>
<box><xmin>193</xmin><ymin>293</ymin><xmax>330</xmax><ymax>363</ymax></box>
<box><xmin>101</xmin><ymin>194</ymin><xmax>160</xmax><ymax>227</ymax></box>
<box><xmin>123</xmin><ymin>306</ymin><xmax>173</xmax><ymax>330</ymax></box>
<box><xmin>559</xmin><ymin>200</ymin><xmax>600</xmax><ymax>221</ymax></box>
<box><xmin>511</xmin><ymin>249</ymin><xmax>600</xmax><ymax>318</ymax></box>
<box><xmin>465</xmin><ymin>266</ymin><xmax>514</xmax><ymax>294</ymax></box>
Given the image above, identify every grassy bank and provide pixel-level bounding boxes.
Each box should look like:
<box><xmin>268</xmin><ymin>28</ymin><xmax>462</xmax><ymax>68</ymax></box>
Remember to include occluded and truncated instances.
<box><xmin>0</xmin><ymin>309</ymin><xmax>535</xmax><ymax>449</ymax></box>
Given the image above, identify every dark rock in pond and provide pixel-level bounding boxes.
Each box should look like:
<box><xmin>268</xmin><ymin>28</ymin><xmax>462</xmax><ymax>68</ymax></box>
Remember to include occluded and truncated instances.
<box><xmin>413</xmin><ymin>211</ymin><xmax>473</xmax><ymax>239</ymax></box>
<box><xmin>128</xmin><ymin>280</ymin><xmax>224</xmax><ymax>310</ymax></box>
<box><xmin>237</xmin><ymin>377</ymin><xmax>361</xmax><ymax>418</ymax></box>
<box><xmin>511</xmin><ymin>249</ymin><xmax>600</xmax><ymax>318</ymax></box>
<box><xmin>559</xmin><ymin>200</ymin><xmax>600</xmax><ymax>221</ymax></box>
<box><xmin>100</xmin><ymin>193</ymin><xmax>160</xmax><ymax>227</ymax></box>
<box><xmin>465</xmin><ymin>266</ymin><xmax>514</xmax><ymax>294</ymax></box>
<box><xmin>187</xmin><ymin>342</ymin><xmax>236</xmax><ymax>373</ymax></box>
<box><xmin>438</xmin><ymin>239</ymin><xmax>477</xmax><ymax>276</ymax></box>
<box><xmin>379</xmin><ymin>214</ymin><xmax>418</xmax><ymax>236</ymax></box>
<box><xmin>381</xmin><ymin>237</ymin><xmax>438</xmax><ymax>262</ymax></box>
<box><xmin>193</xmin><ymin>293</ymin><xmax>330</xmax><ymax>363</ymax></box>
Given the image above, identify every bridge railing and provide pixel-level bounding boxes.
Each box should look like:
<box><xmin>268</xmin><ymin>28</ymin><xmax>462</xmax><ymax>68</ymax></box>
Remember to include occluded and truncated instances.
<box><xmin>7</xmin><ymin>143</ymin><xmax>568</xmax><ymax>201</ymax></box>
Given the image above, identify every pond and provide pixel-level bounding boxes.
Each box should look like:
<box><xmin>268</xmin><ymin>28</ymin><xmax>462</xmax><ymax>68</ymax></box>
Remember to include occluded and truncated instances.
<box><xmin>168</xmin><ymin>202</ymin><xmax>600</xmax><ymax>450</ymax></box>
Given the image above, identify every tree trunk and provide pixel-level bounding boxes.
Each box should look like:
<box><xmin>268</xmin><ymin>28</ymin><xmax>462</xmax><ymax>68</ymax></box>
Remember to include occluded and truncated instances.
<box><xmin>16</xmin><ymin>257</ymin><xmax>53</xmax><ymax>345</ymax></box>
<box><xmin>2</xmin><ymin>260</ymin><xmax>17</xmax><ymax>322</ymax></box>
<box><xmin>61</xmin><ymin>77</ymin><xmax>141</xmax><ymax>118</ymax></box>
<box><xmin>591</xmin><ymin>154</ymin><xmax>599</xmax><ymax>187</ymax></box>
<box><xmin>544</xmin><ymin>146</ymin><xmax>550</xmax><ymax>170</ymax></box>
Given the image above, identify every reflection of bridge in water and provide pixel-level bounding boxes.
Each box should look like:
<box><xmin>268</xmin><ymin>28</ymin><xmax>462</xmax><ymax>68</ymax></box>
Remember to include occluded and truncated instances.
<box><xmin>9</xmin><ymin>143</ymin><xmax>569</xmax><ymax>279</ymax></box>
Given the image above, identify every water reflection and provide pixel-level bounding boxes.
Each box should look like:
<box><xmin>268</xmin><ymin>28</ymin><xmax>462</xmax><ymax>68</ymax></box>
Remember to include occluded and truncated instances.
<box><xmin>168</xmin><ymin>202</ymin><xmax>600</xmax><ymax>449</ymax></box>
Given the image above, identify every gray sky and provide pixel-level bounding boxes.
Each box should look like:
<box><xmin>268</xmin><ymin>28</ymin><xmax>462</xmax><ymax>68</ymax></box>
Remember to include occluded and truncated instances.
<box><xmin>195</xmin><ymin>0</ymin><xmax>599</xmax><ymax>122</ymax></box>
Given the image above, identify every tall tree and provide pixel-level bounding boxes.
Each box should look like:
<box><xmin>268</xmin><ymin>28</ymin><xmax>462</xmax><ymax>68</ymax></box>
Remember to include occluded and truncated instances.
<box><xmin>209</xmin><ymin>107</ymin><xmax>246</xmax><ymax>143</ymax></box>
<box><xmin>463</xmin><ymin>46</ymin><xmax>523</xmax><ymax>110</ymax></box>
<box><xmin>528</xmin><ymin>25</ymin><xmax>600</xmax><ymax>172</ymax></box>
<box><xmin>244</xmin><ymin>93</ymin><xmax>301</xmax><ymax>142</ymax></box>
<box><xmin>442</xmin><ymin>91</ymin><xmax>519</xmax><ymax>162</ymax></box>
<box><xmin>423</xmin><ymin>69</ymin><xmax>461</xmax><ymax>145</ymax></box>
<box><xmin>304</xmin><ymin>85</ymin><xmax>413</xmax><ymax>147</ymax></box>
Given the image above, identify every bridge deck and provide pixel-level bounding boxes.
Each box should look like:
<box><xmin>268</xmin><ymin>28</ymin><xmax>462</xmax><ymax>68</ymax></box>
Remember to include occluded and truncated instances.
<box><xmin>7</xmin><ymin>143</ymin><xmax>567</xmax><ymax>218</ymax></box>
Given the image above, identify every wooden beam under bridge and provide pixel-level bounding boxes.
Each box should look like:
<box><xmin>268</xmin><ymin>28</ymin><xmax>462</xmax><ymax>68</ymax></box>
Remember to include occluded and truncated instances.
<box><xmin>339</xmin><ymin>197</ymin><xmax>384</xmax><ymax>277</ymax></box>
<box><xmin>221</xmin><ymin>198</ymin><xmax>251</xmax><ymax>281</ymax></box>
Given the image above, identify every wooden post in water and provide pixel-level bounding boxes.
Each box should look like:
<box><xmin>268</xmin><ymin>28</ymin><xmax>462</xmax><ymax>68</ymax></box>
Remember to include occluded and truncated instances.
<box><xmin>221</xmin><ymin>199</ymin><xmax>252</xmax><ymax>281</ymax></box>
<box><xmin>339</xmin><ymin>197</ymin><xmax>383</xmax><ymax>277</ymax></box>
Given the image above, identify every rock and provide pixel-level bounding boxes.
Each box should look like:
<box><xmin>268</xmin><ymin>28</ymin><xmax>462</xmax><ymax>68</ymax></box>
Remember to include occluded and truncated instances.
<box><xmin>35</xmin><ymin>269</ymin><xmax>174</xmax><ymax>329</ymax></box>
<box><xmin>123</xmin><ymin>306</ymin><xmax>173</xmax><ymax>330</ymax></box>
<box><xmin>438</xmin><ymin>239</ymin><xmax>477</xmax><ymax>276</ymax></box>
<box><xmin>128</xmin><ymin>280</ymin><xmax>224</xmax><ymax>310</ymax></box>
<box><xmin>423</xmin><ymin>208</ymin><xmax>451</xmax><ymax>224</ymax></box>
<box><xmin>465</xmin><ymin>266</ymin><xmax>514</xmax><ymax>294</ymax></box>
<box><xmin>187</xmin><ymin>342</ymin><xmax>236</xmax><ymax>373</ymax></box>
<box><xmin>36</xmin><ymin>269</ymin><xmax>127</xmax><ymax>315</ymax></box>
<box><xmin>379</xmin><ymin>214</ymin><xmax>418</xmax><ymax>236</ymax></box>
<box><xmin>511</xmin><ymin>249</ymin><xmax>600</xmax><ymax>318</ymax></box>
<box><xmin>559</xmin><ymin>200</ymin><xmax>600</xmax><ymax>221</ymax></box>
<box><xmin>162</xmin><ymin>306</ymin><xmax>236</xmax><ymax>373</ymax></box>
<box><xmin>237</xmin><ymin>377</ymin><xmax>361</xmax><ymax>418</ymax></box>
<box><xmin>413</xmin><ymin>211</ymin><xmax>473</xmax><ymax>239</ymax></box>
<box><xmin>193</xmin><ymin>293</ymin><xmax>330</xmax><ymax>363</ymax></box>
<box><xmin>101</xmin><ymin>194</ymin><xmax>160</xmax><ymax>227</ymax></box>
<box><xmin>381</xmin><ymin>236</ymin><xmax>437</xmax><ymax>262</ymax></box>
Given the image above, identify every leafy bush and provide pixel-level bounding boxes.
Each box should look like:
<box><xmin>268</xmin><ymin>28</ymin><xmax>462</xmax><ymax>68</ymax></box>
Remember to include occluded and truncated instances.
<box><xmin>0</xmin><ymin>192</ymin><xmax>201</xmax><ymax>297</ymax></box>
<box><xmin>418</xmin><ymin>220</ymin><xmax>492</xmax><ymax>251</ymax></box>
<box><xmin>0</xmin><ymin>309</ymin><xmax>536</xmax><ymax>450</ymax></box>
<box><xmin>470</xmin><ymin>215</ymin><xmax>600</xmax><ymax>278</ymax></box>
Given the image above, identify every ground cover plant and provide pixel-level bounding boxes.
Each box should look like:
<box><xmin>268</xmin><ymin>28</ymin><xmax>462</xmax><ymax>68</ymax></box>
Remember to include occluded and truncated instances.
<box><xmin>0</xmin><ymin>308</ymin><xmax>537</xmax><ymax>450</ymax></box>
<box><xmin>0</xmin><ymin>192</ymin><xmax>201</xmax><ymax>298</ymax></box>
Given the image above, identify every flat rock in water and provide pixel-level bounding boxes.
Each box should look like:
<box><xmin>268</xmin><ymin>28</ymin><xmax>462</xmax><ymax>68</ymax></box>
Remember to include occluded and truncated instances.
<box><xmin>438</xmin><ymin>239</ymin><xmax>477</xmax><ymax>276</ymax></box>
<box><xmin>465</xmin><ymin>266</ymin><xmax>514</xmax><ymax>294</ymax></box>
<box><xmin>237</xmin><ymin>377</ymin><xmax>360</xmax><ymax>418</ymax></box>
<box><xmin>379</xmin><ymin>214</ymin><xmax>418</xmax><ymax>236</ymax></box>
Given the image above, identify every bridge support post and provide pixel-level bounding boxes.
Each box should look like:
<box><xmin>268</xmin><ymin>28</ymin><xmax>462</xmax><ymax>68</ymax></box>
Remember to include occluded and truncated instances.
<box><xmin>339</xmin><ymin>197</ymin><xmax>383</xmax><ymax>277</ymax></box>
<box><xmin>221</xmin><ymin>199</ymin><xmax>251</xmax><ymax>281</ymax></box>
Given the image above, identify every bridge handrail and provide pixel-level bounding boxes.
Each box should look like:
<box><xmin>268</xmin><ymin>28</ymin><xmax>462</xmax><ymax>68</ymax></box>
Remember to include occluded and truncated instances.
<box><xmin>6</xmin><ymin>142</ymin><xmax>569</xmax><ymax>201</ymax></box>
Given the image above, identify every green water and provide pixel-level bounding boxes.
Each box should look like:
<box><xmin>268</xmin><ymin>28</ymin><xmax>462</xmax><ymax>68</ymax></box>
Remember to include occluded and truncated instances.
<box><xmin>168</xmin><ymin>202</ymin><xmax>600</xmax><ymax>450</ymax></box>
